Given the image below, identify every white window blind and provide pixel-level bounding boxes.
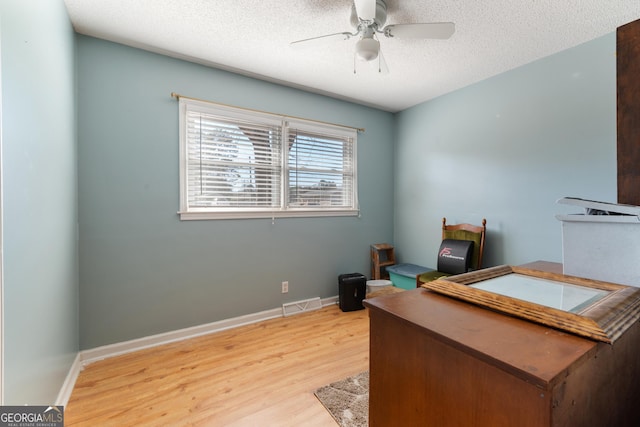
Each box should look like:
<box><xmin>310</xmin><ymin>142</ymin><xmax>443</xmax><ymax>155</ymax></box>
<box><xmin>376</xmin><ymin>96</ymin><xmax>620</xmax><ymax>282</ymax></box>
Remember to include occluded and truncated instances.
<box><xmin>178</xmin><ymin>98</ymin><xmax>358</xmax><ymax>220</ymax></box>
<box><xmin>286</xmin><ymin>125</ymin><xmax>356</xmax><ymax>210</ymax></box>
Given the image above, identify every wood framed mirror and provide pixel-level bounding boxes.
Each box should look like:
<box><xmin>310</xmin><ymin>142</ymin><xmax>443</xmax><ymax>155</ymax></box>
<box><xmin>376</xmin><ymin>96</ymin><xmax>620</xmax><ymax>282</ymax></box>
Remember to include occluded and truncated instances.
<box><xmin>421</xmin><ymin>265</ymin><xmax>640</xmax><ymax>343</ymax></box>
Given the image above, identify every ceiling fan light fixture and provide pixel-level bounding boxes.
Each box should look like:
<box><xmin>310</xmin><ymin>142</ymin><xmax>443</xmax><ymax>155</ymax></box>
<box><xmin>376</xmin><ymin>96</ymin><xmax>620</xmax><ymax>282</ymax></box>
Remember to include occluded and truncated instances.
<box><xmin>355</xmin><ymin>37</ymin><xmax>379</xmax><ymax>61</ymax></box>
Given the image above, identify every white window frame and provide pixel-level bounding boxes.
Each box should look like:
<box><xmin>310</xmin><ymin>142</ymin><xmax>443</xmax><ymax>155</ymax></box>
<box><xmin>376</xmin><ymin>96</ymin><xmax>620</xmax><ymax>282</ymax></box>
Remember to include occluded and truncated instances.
<box><xmin>178</xmin><ymin>98</ymin><xmax>359</xmax><ymax>220</ymax></box>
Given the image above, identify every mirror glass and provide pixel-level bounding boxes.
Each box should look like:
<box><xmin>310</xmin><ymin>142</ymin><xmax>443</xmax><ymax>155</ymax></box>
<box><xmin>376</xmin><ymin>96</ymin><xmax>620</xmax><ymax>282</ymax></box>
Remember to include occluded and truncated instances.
<box><xmin>469</xmin><ymin>274</ymin><xmax>609</xmax><ymax>313</ymax></box>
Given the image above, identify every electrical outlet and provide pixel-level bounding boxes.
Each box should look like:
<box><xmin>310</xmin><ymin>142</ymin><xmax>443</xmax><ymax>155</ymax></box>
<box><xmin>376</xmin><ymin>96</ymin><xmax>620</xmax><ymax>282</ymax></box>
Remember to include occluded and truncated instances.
<box><xmin>282</xmin><ymin>281</ymin><xmax>289</xmax><ymax>293</ymax></box>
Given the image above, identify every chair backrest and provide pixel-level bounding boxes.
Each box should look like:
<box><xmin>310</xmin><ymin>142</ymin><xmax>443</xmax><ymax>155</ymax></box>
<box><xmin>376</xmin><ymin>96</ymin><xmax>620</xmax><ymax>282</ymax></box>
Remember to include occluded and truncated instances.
<box><xmin>437</xmin><ymin>239</ymin><xmax>474</xmax><ymax>274</ymax></box>
<box><xmin>441</xmin><ymin>217</ymin><xmax>487</xmax><ymax>270</ymax></box>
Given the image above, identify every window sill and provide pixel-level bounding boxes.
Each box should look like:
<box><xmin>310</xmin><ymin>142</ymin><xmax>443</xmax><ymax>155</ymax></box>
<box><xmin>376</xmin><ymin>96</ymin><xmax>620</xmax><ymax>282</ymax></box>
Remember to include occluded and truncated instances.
<box><xmin>178</xmin><ymin>209</ymin><xmax>360</xmax><ymax>221</ymax></box>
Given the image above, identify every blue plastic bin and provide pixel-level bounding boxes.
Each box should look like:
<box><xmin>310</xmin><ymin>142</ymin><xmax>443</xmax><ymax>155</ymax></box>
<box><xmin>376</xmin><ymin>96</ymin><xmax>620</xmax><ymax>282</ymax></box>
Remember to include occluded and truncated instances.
<box><xmin>386</xmin><ymin>263</ymin><xmax>433</xmax><ymax>290</ymax></box>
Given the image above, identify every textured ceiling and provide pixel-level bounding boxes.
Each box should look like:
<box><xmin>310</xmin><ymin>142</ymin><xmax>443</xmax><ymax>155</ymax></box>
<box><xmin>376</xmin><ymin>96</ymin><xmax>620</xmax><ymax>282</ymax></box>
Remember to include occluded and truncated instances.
<box><xmin>64</xmin><ymin>0</ymin><xmax>640</xmax><ymax>112</ymax></box>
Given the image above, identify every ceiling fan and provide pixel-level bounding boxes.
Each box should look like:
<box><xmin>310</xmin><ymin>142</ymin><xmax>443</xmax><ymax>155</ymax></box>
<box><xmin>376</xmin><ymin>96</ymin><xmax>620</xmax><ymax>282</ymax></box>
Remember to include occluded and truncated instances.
<box><xmin>290</xmin><ymin>0</ymin><xmax>455</xmax><ymax>73</ymax></box>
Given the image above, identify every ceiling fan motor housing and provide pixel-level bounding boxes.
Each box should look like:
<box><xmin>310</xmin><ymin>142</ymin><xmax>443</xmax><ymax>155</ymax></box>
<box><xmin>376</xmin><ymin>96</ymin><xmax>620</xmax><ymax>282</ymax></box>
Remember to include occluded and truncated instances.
<box><xmin>351</xmin><ymin>0</ymin><xmax>387</xmax><ymax>29</ymax></box>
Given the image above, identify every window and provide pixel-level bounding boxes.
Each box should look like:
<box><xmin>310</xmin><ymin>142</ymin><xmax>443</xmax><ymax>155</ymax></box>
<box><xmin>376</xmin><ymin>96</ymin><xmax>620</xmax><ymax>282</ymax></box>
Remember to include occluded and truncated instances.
<box><xmin>178</xmin><ymin>98</ymin><xmax>358</xmax><ymax>220</ymax></box>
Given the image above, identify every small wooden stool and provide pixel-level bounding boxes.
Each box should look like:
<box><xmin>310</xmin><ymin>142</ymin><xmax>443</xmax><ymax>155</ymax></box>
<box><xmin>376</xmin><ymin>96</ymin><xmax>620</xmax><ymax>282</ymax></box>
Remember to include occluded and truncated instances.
<box><xmin>370</xmin><ymin>243</ymin><xmax>396</xmax><ymax>280</ymax></box>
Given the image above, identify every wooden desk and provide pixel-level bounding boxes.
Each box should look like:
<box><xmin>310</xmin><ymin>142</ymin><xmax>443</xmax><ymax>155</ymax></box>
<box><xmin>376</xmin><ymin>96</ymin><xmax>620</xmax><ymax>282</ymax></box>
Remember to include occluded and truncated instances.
<box><xmin>364</xmin><ymin>262</ymin><xmax>640</xmax><ymax>427</ymax></box>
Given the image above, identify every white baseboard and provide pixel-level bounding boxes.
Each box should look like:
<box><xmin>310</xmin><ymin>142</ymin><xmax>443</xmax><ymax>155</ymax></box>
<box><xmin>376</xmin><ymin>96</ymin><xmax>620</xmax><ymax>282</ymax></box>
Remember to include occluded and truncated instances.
<box><xmin>55</xmin><ymin>306</ymin><xmax>280</xmax><ymax>405</ymax></box>
<box><xmin>56</xmin><ymin>353</ymin><xmax>82</xmax><ymax>407</ymax></box>
<box><xmin>79</xmin><ymin>307</ymin><xmax>282</xmax><ymax>366</ymax></box>
<box><xmin>56</xmin><ymin>295</ymin><xmax>339</xmax><ymax>406</ymax></box>
<box><xmin>80</xmin><ymin>295</ymin><xmax>338</xmax><ymax>365</ymax></box>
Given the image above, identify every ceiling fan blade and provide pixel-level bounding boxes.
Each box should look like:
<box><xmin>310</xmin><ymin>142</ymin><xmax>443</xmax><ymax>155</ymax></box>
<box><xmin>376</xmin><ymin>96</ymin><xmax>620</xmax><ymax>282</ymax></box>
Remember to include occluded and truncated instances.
<box><xmin>354</xmin><ymin>0</ymin><xmax>377</xmax><ymax>21</ymax></box>
<box><xmin>384</xmin><ymin>22</ymin><xmax>455</xmax><ymax>39</ymax></box>
<box><xmin>290</xmin><ymin>32</ymin><xmax>354</xmax><ymax>49</ymax></box>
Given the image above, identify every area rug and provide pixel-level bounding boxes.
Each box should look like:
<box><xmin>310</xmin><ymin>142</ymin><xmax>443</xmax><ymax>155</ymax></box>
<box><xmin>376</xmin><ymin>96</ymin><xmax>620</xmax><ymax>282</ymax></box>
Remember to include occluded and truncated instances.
<box><xmin>314</xmin><ymin>371</ymin><xmax>369</xmax><ymax>427</ymax></box>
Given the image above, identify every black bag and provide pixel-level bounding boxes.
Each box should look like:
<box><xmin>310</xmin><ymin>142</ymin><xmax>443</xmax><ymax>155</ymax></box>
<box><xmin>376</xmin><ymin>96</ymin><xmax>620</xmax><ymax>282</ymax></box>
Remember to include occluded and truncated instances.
<box><xmin>437</xmin><ymin>239</ymin><xmax>474</xmax><ymax>274</ymax></box>
<box><xmin>338</xmin><ymin>273</ymin><xmax>367</xmax><ymax>312</ymax></box>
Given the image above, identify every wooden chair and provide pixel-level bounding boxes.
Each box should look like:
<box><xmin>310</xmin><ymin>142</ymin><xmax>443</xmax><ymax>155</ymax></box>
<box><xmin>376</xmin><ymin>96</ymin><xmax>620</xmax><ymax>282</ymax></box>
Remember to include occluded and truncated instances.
<box><xmin>417</xmin><ymin>217</ymin><xmax>486</xmax><ymax>286</ymax></box>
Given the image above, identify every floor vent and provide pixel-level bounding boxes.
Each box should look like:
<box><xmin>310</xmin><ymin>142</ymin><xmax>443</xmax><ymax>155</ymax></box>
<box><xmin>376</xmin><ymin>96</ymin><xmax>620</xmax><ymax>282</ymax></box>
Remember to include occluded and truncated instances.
<box><xmin>282</xmin><ymin>297</ymin><xmax>322</xmax><ymax>317</ymax></box>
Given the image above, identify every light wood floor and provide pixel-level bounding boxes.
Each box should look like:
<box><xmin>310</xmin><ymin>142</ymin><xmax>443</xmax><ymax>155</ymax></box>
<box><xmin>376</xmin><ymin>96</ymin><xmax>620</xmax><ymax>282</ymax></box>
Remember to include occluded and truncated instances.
<box><xmin>65</xmin><ymin>304</ymin><xmax>370</xmax><ymax>426</ymax></box>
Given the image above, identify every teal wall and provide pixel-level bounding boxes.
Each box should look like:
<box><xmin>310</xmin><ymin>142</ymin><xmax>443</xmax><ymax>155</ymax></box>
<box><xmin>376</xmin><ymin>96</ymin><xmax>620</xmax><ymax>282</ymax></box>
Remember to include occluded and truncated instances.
<box><xmin>76</xmin><ymin>36</ymin><xmax>395</xmax><ymax>349</ymax></box>
<box><xmin>1</xmin><ymin>0</ymin><xmax>79</xmax><ymax>404</ymax></box>
<box><xmin>0</xmin><ymin>0</ymin><xmax>623</xmax><ymax>403</ymax></box>
<box><xmin>394</xmin><ymin>34</ymin><xmax>617</xmax><ymax>268</ymax></box>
